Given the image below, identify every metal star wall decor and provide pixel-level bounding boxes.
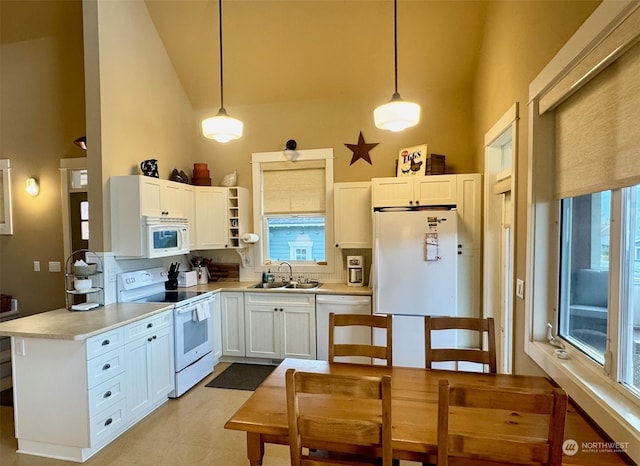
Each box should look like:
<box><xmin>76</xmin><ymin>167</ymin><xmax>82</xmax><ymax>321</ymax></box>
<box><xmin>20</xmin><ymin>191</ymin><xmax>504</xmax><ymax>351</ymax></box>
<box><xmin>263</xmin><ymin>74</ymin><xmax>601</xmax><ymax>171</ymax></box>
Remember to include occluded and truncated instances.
<box><xmin>345</xmin><ymin>132</ymin><xmax>378</xmax><ymax>166</ymax></box>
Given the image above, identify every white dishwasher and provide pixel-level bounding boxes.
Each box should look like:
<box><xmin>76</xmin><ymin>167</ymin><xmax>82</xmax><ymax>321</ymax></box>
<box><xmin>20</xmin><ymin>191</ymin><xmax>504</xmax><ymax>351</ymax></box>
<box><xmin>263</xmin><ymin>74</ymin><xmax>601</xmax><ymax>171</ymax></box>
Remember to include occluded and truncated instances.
<box><xmin>316</xmin><ymin>294</ymin><xmax>372</xmax><ymax>363</ymax></box>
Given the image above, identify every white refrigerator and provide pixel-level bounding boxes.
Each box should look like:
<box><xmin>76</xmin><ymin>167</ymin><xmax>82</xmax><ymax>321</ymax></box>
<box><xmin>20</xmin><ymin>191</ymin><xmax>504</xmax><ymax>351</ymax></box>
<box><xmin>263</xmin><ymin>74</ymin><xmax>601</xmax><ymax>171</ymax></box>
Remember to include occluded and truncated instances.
<box><xmin>372</xmin><ymin>209</ymin><xmax>458</xmax><ymax>368</ymax></box>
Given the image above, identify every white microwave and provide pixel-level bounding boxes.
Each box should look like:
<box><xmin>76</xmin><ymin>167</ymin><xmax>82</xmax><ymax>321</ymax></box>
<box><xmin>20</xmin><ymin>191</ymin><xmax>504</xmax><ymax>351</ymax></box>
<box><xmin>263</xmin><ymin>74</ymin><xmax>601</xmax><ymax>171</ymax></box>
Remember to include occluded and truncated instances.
<box><xmin>145</xmin><ymin>217</ymin><xmax>190</xmax><ymax>258</ymax></box>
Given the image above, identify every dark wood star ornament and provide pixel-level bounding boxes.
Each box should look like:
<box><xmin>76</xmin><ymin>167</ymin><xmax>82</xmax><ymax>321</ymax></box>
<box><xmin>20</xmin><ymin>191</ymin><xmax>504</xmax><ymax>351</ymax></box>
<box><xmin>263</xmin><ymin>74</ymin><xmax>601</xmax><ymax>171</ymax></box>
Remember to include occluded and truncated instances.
<box><xmin>345</xmin><ymin>132</ymin><xmax>378</xmax><ymax>166</ymax></box>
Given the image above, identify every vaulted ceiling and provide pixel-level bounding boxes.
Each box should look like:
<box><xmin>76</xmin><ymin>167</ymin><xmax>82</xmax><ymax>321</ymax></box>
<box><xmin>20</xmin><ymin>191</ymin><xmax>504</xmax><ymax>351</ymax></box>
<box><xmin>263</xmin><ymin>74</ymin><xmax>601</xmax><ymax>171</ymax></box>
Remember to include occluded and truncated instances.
<box><xmin>145</xmin><ymin>0</ymin><xmax>489</xmax><ymax>109</ymax></box>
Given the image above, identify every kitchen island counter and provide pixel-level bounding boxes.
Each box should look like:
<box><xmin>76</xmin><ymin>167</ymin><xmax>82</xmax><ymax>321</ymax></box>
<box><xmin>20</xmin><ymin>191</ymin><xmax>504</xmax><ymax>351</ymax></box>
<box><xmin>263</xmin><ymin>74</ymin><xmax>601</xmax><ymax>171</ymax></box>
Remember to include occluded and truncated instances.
<box><xmin>0</xmin><ymin>302</ymin><xmax>172</xmax><ymax>341</ymax></box>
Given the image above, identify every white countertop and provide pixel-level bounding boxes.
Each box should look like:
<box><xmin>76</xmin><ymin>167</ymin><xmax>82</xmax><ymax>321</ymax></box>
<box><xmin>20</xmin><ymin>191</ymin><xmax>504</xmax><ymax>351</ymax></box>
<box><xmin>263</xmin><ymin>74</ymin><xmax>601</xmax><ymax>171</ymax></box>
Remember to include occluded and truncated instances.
<box><xmin>188</xmin><ymin>281</ymin><xmax>373</xmax><ymax>295</ymax></box>
<box><xmin>0</xmin><ymin>302</ymin><xmax>173</xmax><ymax>340</ymax></box>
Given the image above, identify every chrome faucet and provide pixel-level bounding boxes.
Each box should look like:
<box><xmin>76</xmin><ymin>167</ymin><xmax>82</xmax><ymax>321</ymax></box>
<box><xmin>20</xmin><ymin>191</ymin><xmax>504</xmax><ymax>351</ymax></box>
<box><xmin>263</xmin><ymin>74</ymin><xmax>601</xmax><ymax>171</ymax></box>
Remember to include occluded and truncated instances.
<box><xmin>279</xmin><ymin>261</ymin><xmax>293</xmax><ymax>282</ymax></box>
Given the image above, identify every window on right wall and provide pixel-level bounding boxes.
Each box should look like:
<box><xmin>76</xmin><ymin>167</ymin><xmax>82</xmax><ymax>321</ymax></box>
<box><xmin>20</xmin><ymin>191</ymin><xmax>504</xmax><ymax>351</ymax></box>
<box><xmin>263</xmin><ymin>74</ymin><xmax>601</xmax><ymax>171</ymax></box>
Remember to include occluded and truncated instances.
<box><xmin>527</xmin><ymin>3</ymin><xmax>640</xmax><ymax>456</ymax></box>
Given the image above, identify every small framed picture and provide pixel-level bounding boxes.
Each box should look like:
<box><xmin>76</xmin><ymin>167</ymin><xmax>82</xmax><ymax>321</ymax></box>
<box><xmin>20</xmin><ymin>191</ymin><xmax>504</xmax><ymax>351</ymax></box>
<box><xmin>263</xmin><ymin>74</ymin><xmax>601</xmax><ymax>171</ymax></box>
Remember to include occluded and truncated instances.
<box><xmin>397</xmin><ymin>144</ymin><xmax>428</xmax><ymax>176</ymax></box>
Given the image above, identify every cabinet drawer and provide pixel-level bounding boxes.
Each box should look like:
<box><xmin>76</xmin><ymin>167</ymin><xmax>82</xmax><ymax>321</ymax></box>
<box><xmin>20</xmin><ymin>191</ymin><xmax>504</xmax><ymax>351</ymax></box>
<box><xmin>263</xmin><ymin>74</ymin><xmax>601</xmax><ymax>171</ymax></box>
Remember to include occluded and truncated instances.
<box><xmin>87</xmin><ymin>347</ymin><xmax>125</xmax><ymax>389</ymax></box>
<box><xmin>245</xmin><ymin>292</ymin><xmax>315</xmax><ymax>307</ymax></box>
<box><xmin>88</xmin><ymin>372</ymin><xmax>125</xmax><ymax>417</ymax></box>
<box><xmin>90</xmin><ymin>399</ymin><xmax>126</xmax><ymax>447</ymax></box>
<box><xmin>86</xmin><ymin>328</ymin><xmax>124</xmax><ymax>360</ymax></box>
<box><xmin>124</xmin><ymin>311</ymin><xmax>172</xmax><ymax>343</ymax></box>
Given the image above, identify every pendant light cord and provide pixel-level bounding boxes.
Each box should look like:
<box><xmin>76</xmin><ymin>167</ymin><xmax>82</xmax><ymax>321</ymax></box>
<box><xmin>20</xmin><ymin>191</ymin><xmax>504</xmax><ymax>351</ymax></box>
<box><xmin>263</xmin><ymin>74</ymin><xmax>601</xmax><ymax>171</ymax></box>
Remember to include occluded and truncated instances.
<box><xmin>218</xmin><ymin>0</ymin><xmax>225</xmax><ymax>110</ymax></box>
<box><xmin>393</xmin><ymin>0</ymin><xmax>398</xmax><ymax>96</ymax></box>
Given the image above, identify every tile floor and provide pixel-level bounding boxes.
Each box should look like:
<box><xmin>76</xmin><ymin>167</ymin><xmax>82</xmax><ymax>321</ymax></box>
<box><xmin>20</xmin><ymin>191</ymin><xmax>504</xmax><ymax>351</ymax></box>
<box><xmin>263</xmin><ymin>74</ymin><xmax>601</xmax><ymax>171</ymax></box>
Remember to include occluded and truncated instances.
<box><xmin>0</xmin><ymin>363</ymin><xmax>420</xmax><ymax>466</ymax></box>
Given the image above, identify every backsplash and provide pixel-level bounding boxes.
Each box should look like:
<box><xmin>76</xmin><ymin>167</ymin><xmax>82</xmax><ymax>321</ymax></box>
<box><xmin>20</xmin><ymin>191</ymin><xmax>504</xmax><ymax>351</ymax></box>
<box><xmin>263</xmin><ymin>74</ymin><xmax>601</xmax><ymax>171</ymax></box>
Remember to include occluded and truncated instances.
<box><xmin>99</xmin><ymin>247</ymin><xmax>372</xmax><ymax>305</ymax></box>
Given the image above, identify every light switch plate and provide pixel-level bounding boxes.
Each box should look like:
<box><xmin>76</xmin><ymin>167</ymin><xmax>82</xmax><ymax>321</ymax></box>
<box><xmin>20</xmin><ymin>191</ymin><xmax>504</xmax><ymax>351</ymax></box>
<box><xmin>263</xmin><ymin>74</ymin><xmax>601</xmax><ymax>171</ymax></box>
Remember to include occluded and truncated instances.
<box><xmin>48</xmin><ymin>261</ymin><xmax>61</xmax><ymax>272</ymax></box>
<box><xmin>516</xmin><ymin>279</ymin><xmax>525</xmax><ymax>299</ymax></box>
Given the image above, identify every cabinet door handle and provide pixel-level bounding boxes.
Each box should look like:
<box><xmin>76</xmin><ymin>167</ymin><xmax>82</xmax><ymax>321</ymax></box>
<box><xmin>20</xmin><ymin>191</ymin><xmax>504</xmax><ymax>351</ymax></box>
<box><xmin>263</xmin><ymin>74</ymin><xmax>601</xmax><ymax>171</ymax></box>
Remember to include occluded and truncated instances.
<box><xmin>274</xmin><ymin>308</ymin><xmax>278</xmax><ymax>312</ymax></box>
<box><xmin>101</xmin><ymin>339</ymin><xmax>110</xmax><ymax>346</ymax></box>
<box><xmin>104</xmin><ymin>418</ymin><xmax>113</xmax><ymax>427</ymax></box>
<box><xmin>148</xmin><ymin>337</ymin><xmax>153</xmax><ymax>342</ymax></box>
<box><xmin>103</xmin><ymin>391</ymin><xmax>112</xmax><ymax>399</ymax></box>
<box><xmin>102</xmin><ymin>363</ymin><xmax>111</xmax><ymax>371</ymax></box>
<box><xmin>147</xmin><ymin>323</ymin><xmax>153</xmax><ymax>328</ymax></box>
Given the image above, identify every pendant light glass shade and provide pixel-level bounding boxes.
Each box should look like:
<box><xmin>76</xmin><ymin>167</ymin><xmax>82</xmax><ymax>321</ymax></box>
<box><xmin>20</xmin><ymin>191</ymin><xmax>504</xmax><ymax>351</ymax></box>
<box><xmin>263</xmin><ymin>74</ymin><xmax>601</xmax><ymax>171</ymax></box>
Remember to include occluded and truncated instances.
<box><xmin>201</xmin><ymin>0</ymin><xmax>243</xmax><ymax>143</ymax></box>
<box><xmin>202</xmin><ymin>108</ymin><xmax>243</xmax><ymax>143</ymax></box>
<box><xmin>374</xmin><ymin>0</ymin><xmax>420</xmax><ymax>132</ymax></box>
<box><xmin>374</xmin><ymin>92</ymin><xmax>420</xmax><ymax>132</ymax></box>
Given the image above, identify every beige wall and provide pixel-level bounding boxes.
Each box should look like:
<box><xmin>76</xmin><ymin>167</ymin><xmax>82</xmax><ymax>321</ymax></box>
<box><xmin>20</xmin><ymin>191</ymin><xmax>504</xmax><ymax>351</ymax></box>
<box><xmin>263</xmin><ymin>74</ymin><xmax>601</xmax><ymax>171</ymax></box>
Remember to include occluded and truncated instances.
<box><xmin>0</xmin><ymin>0</ymin><xmax>86</xmax><ymax>316</ymax></box>
<box><xmin>195</xmin><ymin>87</ymin><xmax>475</xmax><ymax>191</ymax></box>
<box><xmin>471</xmin><ymin>0</ymin><xmax>601</xmax><ymax>375</ymax></box>
<box><xmin>83</xmin><ymin>0</ymin><xmax>198</xmax><ymax>252</ymax></box>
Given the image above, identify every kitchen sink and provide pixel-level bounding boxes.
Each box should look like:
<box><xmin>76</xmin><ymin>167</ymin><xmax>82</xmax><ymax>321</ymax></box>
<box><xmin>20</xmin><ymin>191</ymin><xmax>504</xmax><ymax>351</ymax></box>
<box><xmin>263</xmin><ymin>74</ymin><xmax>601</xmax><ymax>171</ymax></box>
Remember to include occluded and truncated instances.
<box><xmin>249</xmin><ymin>281</ymin><xmax>322</xmax><ymax>290</ymax></box>
<box><xmin>250</xmin><ymin>283</ymin><xmax>286</xmax><ymax>289</ymax></box>
<box><xmin>284</xmin><ymin>282</ymin><xmax>321</xmax><ymax>289</ymax></box>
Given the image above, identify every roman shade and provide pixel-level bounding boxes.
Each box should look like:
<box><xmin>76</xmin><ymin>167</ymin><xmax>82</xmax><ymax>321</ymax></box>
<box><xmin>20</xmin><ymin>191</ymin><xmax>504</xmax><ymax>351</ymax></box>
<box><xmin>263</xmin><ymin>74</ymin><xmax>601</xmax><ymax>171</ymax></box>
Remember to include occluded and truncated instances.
<box><xmin>262</xmin><ymin>160</ymin><xmax>326</xmax><ymax>214</ymax></box>
<box><xmin>547</xmin><ymin>8</ymin><xmax>640</xmax><ymax>200</ymax></box>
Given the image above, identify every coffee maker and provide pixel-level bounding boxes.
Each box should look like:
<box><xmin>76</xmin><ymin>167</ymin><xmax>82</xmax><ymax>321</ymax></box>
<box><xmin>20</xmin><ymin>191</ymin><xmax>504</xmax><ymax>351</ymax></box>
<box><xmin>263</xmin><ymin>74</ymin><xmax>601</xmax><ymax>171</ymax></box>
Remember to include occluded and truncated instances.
<box><xmin>346</xmin><ymin>255</ymin><xmax>364</xmax><ymax>287</ymax></box>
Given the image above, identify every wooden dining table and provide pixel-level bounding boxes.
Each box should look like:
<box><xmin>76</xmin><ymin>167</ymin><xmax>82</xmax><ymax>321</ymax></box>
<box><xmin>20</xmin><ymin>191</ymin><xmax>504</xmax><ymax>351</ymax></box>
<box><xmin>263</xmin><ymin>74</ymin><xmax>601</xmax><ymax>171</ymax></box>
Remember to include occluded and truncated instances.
<box><xmin>224</xmin><ymin>358</ymin><xmax>630</xmax><ymax>466</ymax></box>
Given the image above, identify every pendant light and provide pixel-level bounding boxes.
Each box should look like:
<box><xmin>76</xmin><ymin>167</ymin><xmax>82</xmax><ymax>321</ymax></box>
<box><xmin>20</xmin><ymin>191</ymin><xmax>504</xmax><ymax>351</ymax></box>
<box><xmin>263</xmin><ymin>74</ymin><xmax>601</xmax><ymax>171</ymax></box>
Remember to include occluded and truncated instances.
<box><xmin>202</xmin><ymin>0</ymin><xmax>243</xmax><ymax>143</ymax></box>
<box><xmin>373</xmin><ymin>0</ymin><xmax>420</xmax><ymax>132</ymax></box>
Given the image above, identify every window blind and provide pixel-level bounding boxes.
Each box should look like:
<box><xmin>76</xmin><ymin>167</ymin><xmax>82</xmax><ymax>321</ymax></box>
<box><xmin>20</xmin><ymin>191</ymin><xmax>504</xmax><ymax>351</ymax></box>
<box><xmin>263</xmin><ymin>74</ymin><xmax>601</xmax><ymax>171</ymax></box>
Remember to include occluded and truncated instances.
<box><xmin>262</xmin><ymin>160</ymin><xmax>326</xmax><ymax>214</ymax></box>
<box><xmin>554</xmin><ymin>39</ymin><xmax>640</xmax><ymax>199</ymax></box>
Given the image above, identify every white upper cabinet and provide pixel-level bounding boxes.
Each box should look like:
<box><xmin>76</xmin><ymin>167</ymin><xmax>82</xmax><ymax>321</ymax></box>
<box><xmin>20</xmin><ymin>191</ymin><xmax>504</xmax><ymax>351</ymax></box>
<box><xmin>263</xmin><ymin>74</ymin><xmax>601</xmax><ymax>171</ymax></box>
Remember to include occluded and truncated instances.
<box><xmin>138</xmin><ymin>176</ymin><xmax>190</xmax><ymax>218</ymax></box>
<box><xmin>372</xmin><ymin>175</ymin><xmax>457</xmax><ymax>208</ymax></box>
<box><xmin>334</xmin><ymin>182</ymin><xmax>372</xmax><ymax>248</ymax></box>
<box><xmin>194</xmin><ymin>187</ymin><xmax>228</xmax><ymax>249</ymax></box>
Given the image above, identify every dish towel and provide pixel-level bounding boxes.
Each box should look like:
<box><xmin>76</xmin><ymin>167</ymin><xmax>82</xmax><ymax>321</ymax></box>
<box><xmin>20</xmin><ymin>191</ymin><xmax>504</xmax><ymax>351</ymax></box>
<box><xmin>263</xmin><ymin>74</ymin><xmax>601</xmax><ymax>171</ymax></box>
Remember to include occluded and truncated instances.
<box><xmin>193</xmin><ymin>302</ymin><xmax>211</xmax><ymax>322</ymax></box>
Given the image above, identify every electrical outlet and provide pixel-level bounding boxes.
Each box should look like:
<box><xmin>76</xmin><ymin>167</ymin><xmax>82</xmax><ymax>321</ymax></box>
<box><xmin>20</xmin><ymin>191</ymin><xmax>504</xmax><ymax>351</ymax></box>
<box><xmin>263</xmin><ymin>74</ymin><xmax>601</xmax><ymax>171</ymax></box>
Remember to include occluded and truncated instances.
<box><xmin>516</xmin><ymin>279</ymin><xmax>525</xmax><ymax>299</ymax></box>
<box><xmin>33</xmin><ymin>261</ymin><xmax>40</xmax><ymax>272</ymax></box>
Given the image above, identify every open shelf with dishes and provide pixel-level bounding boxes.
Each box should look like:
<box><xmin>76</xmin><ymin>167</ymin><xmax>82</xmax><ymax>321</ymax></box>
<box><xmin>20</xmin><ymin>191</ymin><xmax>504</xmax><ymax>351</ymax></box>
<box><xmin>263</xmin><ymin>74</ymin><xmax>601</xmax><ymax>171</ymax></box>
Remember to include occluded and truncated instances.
<box><xmin>64</xmin><ymin>249</ymin><xmax>104</xmax><ymax>311</ymax></box>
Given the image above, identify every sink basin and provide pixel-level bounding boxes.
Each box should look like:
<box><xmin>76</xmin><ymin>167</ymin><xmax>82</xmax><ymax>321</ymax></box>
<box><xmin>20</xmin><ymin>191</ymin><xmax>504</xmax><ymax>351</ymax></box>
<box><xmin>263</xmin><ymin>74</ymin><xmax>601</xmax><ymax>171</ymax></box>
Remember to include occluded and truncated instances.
<box><xmin>284</xmin><ymin>282</ymin><xmax>321</xmax><ymax>289</ymax></box>
<box><xmin>249</xmin><ymin>281</ymin><xmax>322</xmax><ymax>290</ymax></box>
<box><xmin>250</xmin><ymin>283</ymin><xmax>285</xmax><ymax>289</ymax></box>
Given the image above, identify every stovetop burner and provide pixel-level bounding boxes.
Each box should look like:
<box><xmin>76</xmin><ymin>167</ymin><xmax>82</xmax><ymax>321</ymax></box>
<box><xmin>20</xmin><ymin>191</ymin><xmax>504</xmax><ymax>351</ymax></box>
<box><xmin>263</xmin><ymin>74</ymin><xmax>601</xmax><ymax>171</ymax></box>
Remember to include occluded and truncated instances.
<box><xmin>136</xmin><ymin>291</ymin><xmax>204</xmax><ymax>304</ymax></box>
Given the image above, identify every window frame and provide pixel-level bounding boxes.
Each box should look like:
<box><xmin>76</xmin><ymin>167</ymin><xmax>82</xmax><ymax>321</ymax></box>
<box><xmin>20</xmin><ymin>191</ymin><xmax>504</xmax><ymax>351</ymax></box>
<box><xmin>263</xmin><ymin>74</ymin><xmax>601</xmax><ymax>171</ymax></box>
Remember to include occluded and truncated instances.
<box><xmin>251</xmin><ymin>148</ymin><xmax>335</xmax><ymax>275</ymax></box>
<box><xmin>526</xmin><ymin>1</ymin><xmax>640</xmax><ymax>460</ymax></box>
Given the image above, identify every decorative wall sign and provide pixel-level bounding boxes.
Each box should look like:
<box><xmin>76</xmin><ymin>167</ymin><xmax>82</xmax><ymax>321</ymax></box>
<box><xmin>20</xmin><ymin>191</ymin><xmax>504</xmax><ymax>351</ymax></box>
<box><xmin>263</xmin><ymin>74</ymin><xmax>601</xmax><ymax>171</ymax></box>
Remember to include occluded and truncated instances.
<box><xmin>397</xmin><ymin>144</ymin><xmax>428</xmax><ymax>176</ymax></box>
<box><xmin>345</xmin><ymin>132</ymin><xmax>378</xmax><ymax>166</ymax></box>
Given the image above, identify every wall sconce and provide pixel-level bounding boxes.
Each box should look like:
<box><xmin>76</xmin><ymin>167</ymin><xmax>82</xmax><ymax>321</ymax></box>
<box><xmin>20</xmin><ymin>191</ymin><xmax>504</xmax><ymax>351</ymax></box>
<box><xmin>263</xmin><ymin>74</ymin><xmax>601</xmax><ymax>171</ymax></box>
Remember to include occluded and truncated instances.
<box><xmin>26</xmin><ymin>177</ymin><xmax>40</xmax><ymax>196</ymax></box>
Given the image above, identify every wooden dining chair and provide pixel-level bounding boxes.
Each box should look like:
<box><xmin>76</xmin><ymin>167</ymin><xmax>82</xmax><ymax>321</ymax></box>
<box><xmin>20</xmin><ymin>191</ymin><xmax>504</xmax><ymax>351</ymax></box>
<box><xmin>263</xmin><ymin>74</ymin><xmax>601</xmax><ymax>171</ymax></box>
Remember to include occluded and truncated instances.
<box><xmin>424</xmin><ymin>316</ymin><xmax>497</xmax><ymax>373</ymax></box>
<box><xmin>329</xmin><ymin>313</ymin><xmax>393</xmax><ymax>366</ymax></box>
<box><xmin>285</xmin><ymin>368</ymin><xmax>393</xmax><ymax>466</ymax></box>
<box><xmin>437</xmin><ymin>379</ymin><xmax>568</xmax><ymax>466</ymax></box>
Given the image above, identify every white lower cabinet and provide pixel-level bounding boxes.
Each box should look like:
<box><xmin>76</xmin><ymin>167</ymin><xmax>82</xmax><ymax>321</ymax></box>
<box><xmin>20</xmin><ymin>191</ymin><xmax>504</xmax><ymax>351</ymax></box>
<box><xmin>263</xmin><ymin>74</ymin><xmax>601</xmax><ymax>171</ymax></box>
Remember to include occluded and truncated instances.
<box><xmin>244</xmin><ymin>293</ymin><xmax>316</xmax><ymax>360</ymax></box>
<box><xmin>124</xmin><ymin>315</ymin><xmax>174</xmax><ymax>423</ymax></box>
<box><xmin>221</xmin><ymin>292</ymin><xmax>245</xmax><ymax>357</ymax></box>
<box><xmin>10</xmin><ymin>309</ymin><xmax>174</xmax><ymax>463</ymax></box>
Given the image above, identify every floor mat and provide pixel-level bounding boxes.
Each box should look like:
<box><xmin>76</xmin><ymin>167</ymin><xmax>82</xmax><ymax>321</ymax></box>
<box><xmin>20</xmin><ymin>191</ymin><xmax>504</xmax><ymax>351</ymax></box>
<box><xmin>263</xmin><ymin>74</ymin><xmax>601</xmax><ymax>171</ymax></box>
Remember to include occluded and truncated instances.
<box><xmin>205</xmin><ymin>363</ymin><xmax>276</xmax><ymax>391</ymax></box>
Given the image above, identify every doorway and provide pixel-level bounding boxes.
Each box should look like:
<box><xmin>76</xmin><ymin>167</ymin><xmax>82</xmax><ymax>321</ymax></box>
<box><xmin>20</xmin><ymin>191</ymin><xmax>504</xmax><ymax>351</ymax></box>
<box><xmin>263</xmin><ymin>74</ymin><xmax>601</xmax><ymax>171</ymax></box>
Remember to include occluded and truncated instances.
<box><xmin>483</xmin><ymin>104</ymin><xmax>518</xmax><ymax>374</ymax></box>
<box><xmin>60</xmin><ymin>158</ymin><xmax>88</xmax><ymax>260</ymax></box>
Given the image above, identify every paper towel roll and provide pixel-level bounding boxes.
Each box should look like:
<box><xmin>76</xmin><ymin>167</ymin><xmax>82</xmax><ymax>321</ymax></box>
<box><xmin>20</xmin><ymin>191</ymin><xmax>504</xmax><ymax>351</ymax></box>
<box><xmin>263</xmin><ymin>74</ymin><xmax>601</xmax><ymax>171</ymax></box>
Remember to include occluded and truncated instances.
<box><xmin>241</xmin><ymin>233</ymin><xmax>260</xmax><ymax>244</ymax></box>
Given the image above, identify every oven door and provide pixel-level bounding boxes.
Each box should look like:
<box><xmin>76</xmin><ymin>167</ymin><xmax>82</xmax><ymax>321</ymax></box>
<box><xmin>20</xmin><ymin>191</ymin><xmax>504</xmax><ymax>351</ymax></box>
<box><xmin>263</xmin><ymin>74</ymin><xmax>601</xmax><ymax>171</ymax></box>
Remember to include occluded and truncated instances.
<box><xmin>174</xmin><ymin>299</ymin><xmax>214</xmax><ymax>371</ymax></box>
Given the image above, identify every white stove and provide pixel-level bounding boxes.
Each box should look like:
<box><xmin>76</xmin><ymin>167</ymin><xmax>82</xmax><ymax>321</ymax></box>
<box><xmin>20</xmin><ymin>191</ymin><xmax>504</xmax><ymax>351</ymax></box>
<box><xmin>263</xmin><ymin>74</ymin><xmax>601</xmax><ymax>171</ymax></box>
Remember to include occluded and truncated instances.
<box><xmin>118</xmin><ymin>267</ymin><xmax>215</xmax><ymax>398</ymax></box>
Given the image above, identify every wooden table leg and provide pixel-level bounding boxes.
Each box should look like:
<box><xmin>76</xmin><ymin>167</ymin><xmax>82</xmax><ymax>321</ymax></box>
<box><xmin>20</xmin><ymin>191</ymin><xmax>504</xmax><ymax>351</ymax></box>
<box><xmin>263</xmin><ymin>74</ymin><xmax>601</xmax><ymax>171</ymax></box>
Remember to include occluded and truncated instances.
<box><xmin>247</xmin><ymin>432</ymin><xmax>265</xmax><ymax>466</ymax></box>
